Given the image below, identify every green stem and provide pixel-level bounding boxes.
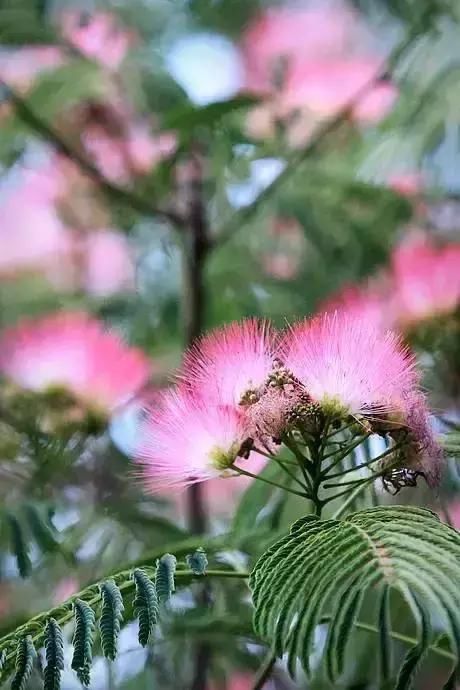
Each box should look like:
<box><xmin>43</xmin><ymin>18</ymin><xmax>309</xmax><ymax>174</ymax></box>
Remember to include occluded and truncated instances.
<box><xmin>271</xmin><ymin>455</ymin><xmax>308</xmax><ymax>491</ymax></box>
<box><xmin>321</xmin><ymin>433</ymin><xmax>371</xmax><ymax>472</ymax></box>
<box><xmin>319</xmin><ymin>617</ymin><xmax>455</xmax><ymax>662</ymax></box>
<box><xmin>283</xmin><ymin>434</ymin><xmax>313</xmax><ymax>493</ymax></box>
<box><xmin>0</xmin><ymin>569</ymin><xmax>249</xmax><ymax>664</ymax></box>
<box><xmin>325</xmin><ymin>441</ymin><xmax>404</xmax><ymax>480</ymax></box>
<box><xmin>232</xmin><ymin>465</ymin><xmax>309</xmax><ymax>498</ymax></box>
<box><xmin>251</xmin><ymin>650</ymin><xmax>277</xmax><ymax>690</ymax></box>
<box><xmin>329</xmin><ymin>477</ymin><xmax>376</xmax><ymax>517</ymax></box>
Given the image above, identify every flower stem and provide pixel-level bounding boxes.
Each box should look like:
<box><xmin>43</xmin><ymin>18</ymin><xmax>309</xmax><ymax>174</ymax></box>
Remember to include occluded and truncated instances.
<box><xmin>325</xmin><ymin>441</ymin><xmax>404</xmax><ymax>480</ymax></box>
<box><xmin>329</xmin><ymin>477</ymin><xmax>376</xmax><ymax>517</ymax></box>
<box><xmin>232</xmin><ymin>465</ymin><xmax>309</xmax><ymax>498</ymax></box>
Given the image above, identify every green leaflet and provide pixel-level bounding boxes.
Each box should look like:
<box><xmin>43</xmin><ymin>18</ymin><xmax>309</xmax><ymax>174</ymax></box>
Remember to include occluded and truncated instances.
<box><xmin>99</xmin><ymin>580</ymin><xmax>124</xmax><ymax>660</ymax></box>
<box><xmin>133</xmin><ymin>569</ymin><xmax>159</xmax><ymax>646</ymax></box>
<box><xmin>250</xmin><ymin>505</ymin><xmax>460</xmax><ymax>687</ymax></box>
<box><xmin>44</xmin><ymin>618</ymin><xmax>64</xmax><ymax>690</ymax></box>
<box><xmin>11</xmin><ymin>636</ymin><xmax>35</xmax><ymax>690</ymax></box>
<box><xmin>71</xmin><ymin>599</ymin><xmax>96</xmax><ymax>687</ymax></box>
<box><xmin>155</xmin><ymin>553</ymin><xmax>177</xmax><ymax>604</ymax></box>
<box><xmin>186</xmin><ymin>548</ymin><xmax>208</xmax><ymax>575</ymax></box>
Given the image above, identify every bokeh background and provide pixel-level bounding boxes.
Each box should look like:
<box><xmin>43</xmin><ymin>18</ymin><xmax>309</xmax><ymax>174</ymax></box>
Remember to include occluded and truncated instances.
<box><xmin>1</xmin><ymin>0</ymin><xmax>460</xmax><ymax>688</ymax></box>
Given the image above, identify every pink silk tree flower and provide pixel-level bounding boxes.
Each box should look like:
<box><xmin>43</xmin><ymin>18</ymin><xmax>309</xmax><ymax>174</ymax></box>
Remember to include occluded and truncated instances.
<box><xmin>279</xmin><ymin>312</ymin><xmax>418</xmax><ymax>418</ymax></box>
<box><xmin>83</xmin><ymin>229</ymin><xmax>135</xmax><ymax>297</ymax></box>
<box><xmin>0</xmin><ymin>312</ymin><xmax>150</xmax><ymax>413</ymax></box>
<box><xmin>60</xmin><ymin>12</ymin><xmax>134</xmax><ymax>70</ymax></box>
<box><xmin>388</xmin><ymin>173</ymin><xmax>424</xmax><ymax>197</ymax></box>
<box><xmin>135</xmin><ymin>388</ymin><xmax>250</xmax><ymax>490</ymax></box>
<box><xmin>280</xmin><ymin>58</ymin><xmax>393</xmax><ymax>122</ymax></box>
<box><xmin>81</xmin><ymin>122</ymin><xmax>176</xmax><ymax>183</ymax></box>
<box><xmin>180</xmin><ymin>319</ymin><xmax>277</xmax><ymax>408</ymax></box>
<box><xmin>320</xmin><ymin>282</ymin><xmax>389</xmax><ymax>331</ymax></box>
<box><xmin>0</xmin><ymin>46</ymin><xmax>64</xmax><ymax>91</ymax></box>
<box><xmin>241</xmin><ymin>3</ymin><xmax>354</xmax><ymax>94</ymax></box>
<box><xmin>390</xmin><ymin>235</ymin><xmax>460</xmax><ymax>327</ymax></box>
<box><xmin>0</xmin><ymin>186</ymin><xmax>70</xmax><ymax>279</ymax></box>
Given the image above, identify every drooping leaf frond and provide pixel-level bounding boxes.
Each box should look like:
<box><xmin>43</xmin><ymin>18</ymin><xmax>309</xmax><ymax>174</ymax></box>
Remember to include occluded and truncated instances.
<box><xmin>99</xmin><ymin>579</ymin><xmax>124</xmax><ymax>660</ymax></box>
<box><xmin>133</xmin><ymin>569</ymin><xmax>159</xmax><ymax>646</ymax></box>
<box><xmin>44</xmin><ymin>618</ymin><xmax>64</xmax><ymax>690</ymax></box>
<box><xmin>11</xmin><ymin>636</ymin><xmax>35</xmax><ymax>690</ymax></box>
<box><xmin>25</xmin><ymin>503</ymin><xmax>60</xmax><ymax>554</ymax></box>
<box><xmin>155</xmin><ymin>553</ymin><xmax>177</xmax><ymax>603</ymax></box>
<box><xmin>250</xmin><ymin>506</ymin><xmax>460</xmax><ymax>687</ymax></box>
<box><xmin>71</xmin><ymin>599</ymin><xmax>96</xmax><ymax>687</ymax></box>
<box><xmin>7</xmin><ymin>513</ymin><xmax>32</xmax><ymax>578</ymax></box>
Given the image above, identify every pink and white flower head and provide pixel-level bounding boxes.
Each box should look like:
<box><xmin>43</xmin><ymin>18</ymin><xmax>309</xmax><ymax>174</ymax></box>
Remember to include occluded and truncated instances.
<box><xmin>0</xmin><ymin>46</ymin><xmax>63</xmax><ymax>91</ymax></box>
<box><xmin>136</xmin><ymin>388</ymin><xmax>250</xmax><ymax>491</ymax></box>
<box><xmin>241</xmin><ymin>3</ymin><xmax>355</xmax><ymax>94</ymax></box>
<box><xmin>390</xmin><ymin>235</ymin><xmax>460</xmax><ymax>327</ymax></box>
<box><xmin>181</xmin><ymin>319</ymin><xmax>277</xmax><ymax>408</ymax></box>
<box><xmin>60</xmin><ymin>12</ymin><xmax>134</xmax><ymax>70</ymax></box>
<box><xmin>279</xmin><ymin>312</ymin><xmax>417</xmax><ymax>419</ymax></box>
<box><xmin>280</xmin><ymin>58</ymin><xmax>395</xmax><ymax>123</ymax></box>
<box><xmin>83</xmin><ymin>229</ymin><xmax>134</xmax><ymax>297</ymax></box>
<box><xmin>0</xmin><ymin>312</ymin><xmax>150</xmax><ymax>413</ymax></box>
<box><xmin>320</xmin><ymin>282</ymin><xmax>389</xmax><ymax>332</ymax></box>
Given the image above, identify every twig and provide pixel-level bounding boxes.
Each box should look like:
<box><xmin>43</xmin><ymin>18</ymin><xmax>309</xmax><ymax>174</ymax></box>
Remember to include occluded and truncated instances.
<box><xmin>251</xmin><ymin>651</ymin><xmax>277</xmax><ymax>690</ymax></box>
<box><xmin>0</xmin><ymin>79</ymin><xmax>185</xmax><ymax>228</ymax></box>
<box><xmin>214</xmin><ymin>29</ymin><xmax>419</xmax><ymax>248</ymax></box>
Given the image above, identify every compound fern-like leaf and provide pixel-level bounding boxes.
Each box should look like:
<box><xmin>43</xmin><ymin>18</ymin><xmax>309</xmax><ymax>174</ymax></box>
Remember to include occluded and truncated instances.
<box><xmin>250</xmin><ymin>506</ymin><xmax>460</xmax><ymax>687</ymax></box>
<box><xmin>133</xmin><ymin>569</ymin><xmax>159</xmax><ymax>646</ymax></box>
<box><xmin>11</xmin><ymin>636</ymin><xmax>35</xmax><ymax>690</ymax></box>
<box><xmin>155</xmin><ymin>554</ymin><xmax>177</xmax><ymax>604</ymax></box>
<box><xmin>44</xmin><ymin>618</ymin><xmax>64</xmax><ymax>690</ymax></box>
<box><xmin>71</xmin><ymin>599</ymin><xmax>95</xmax><ymax>686</ymax></box>
<box><xmin>99</xmin><ymin>580</ymin><xmax>124</xmax><ymax>660</ymax></box>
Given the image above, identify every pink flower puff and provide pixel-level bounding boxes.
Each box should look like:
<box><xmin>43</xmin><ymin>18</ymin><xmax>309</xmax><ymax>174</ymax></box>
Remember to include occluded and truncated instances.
<box><xmin>180</xmin><ymin>319</ymin><xmax>277</xmax><ymax>407</ymax></box>
<box><xmin>135</xmin><ymin>315</ymin><xmax>440</xmax><ymax>491</ymax></box>
<box><xmin>280</xmin><ymin>312</ymin><xmax>417</xmax><ymax>418</ymax></box>
<box><xmin>240</xmin><ymin>2</ymin><xmax>397</xmax><ymax>140</ymax></box>
<box><xmin>60</xmin><ymin>11</ymin><xmax>134</xmax><ymax>71</ymax></box>
<box><xmin>390</xmin><ymin>234</ymin><xmax>460</xmax><ymax>327</ymax></box>
<box><xmin>0</xmin><ymin>312</ymin><xmax>150</xmax><ymax>413</ymax></box>
<box><xmin>136</xmin><ymin>389</ymin><xmax>250</xmax><ymax>490</ymax></box>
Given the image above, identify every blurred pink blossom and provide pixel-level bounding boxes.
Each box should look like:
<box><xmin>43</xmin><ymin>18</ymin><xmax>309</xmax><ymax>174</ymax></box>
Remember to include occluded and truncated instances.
<box><xmin>241</xmin><ymin>3</ymin><xmax>354</xmax><ymax>94</ymax></box>
<box><xmin>60</xmin><ymin>12</ymin><xmax>134</xmax><ymax>70</ymax></box>
<box><xmin>0</xmin><ymin>169</ymin><xmax>71</xmax><ymax>278</ymax></box>
<box><xmin>388</xmin><ymin>172</ymin><xmax>424</xmax><ymax>197</ymax></box>
<box><xmin>281</xmin><ymin>58</ymin><xmax>395</xmax><ymax>123</ymax></box>
<box><xmin>53</xmin><ymin>577</ymin><xmax>79</xmax><ymax>604</ymax></box>
<box><xmin>241</xmin><ymin>2</ymin><xmax>397</xmax><ymax>138</ymax></box>
<box><xmin>82</xmin><ymin>122</ymin><xmax>176</xmax><ymax>182</ymax></box>
<box><xmin>83</xmin><ymin>230</ymin><xmax>135</xmax><ymax>297</ymax></box>
<box><xmin>391</xmin><ymin>234</ymin><xmax>460</xmax><ymax>327</ymax></box>
<box><xmin>0</xmin><ymin>46</ymin><xmax>63</xmax><ymax>90</ymax></box>
<box><xmin>0</xmin><ymin>312</ymin><xmax>150</xmax><ymax>412</ymax></box>
<box><xmin>320</xmin><ymin>282</ymin><xmax>389</xmax><ymax>331</ymax></box>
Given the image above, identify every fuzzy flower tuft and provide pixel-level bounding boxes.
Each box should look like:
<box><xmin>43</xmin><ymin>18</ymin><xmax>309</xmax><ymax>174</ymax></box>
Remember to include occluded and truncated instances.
<box><xmin>0</xmin><ymin>312</ymin><xmax>150</xmax><ymax>413</ymax></box>
<box><xmin>135</xmin><ymin>389</ymin><xmax>250</xmax><ymax>491</ymax></box>
<box><xmin>279</xmin><ymin>312</ymin><xmax>418</xmax><ymax>418</ymax></box>
<box><xmin>180</xmin><ymin>319</ymin><xmax>277</xmax><ymax>408</ymax></box>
